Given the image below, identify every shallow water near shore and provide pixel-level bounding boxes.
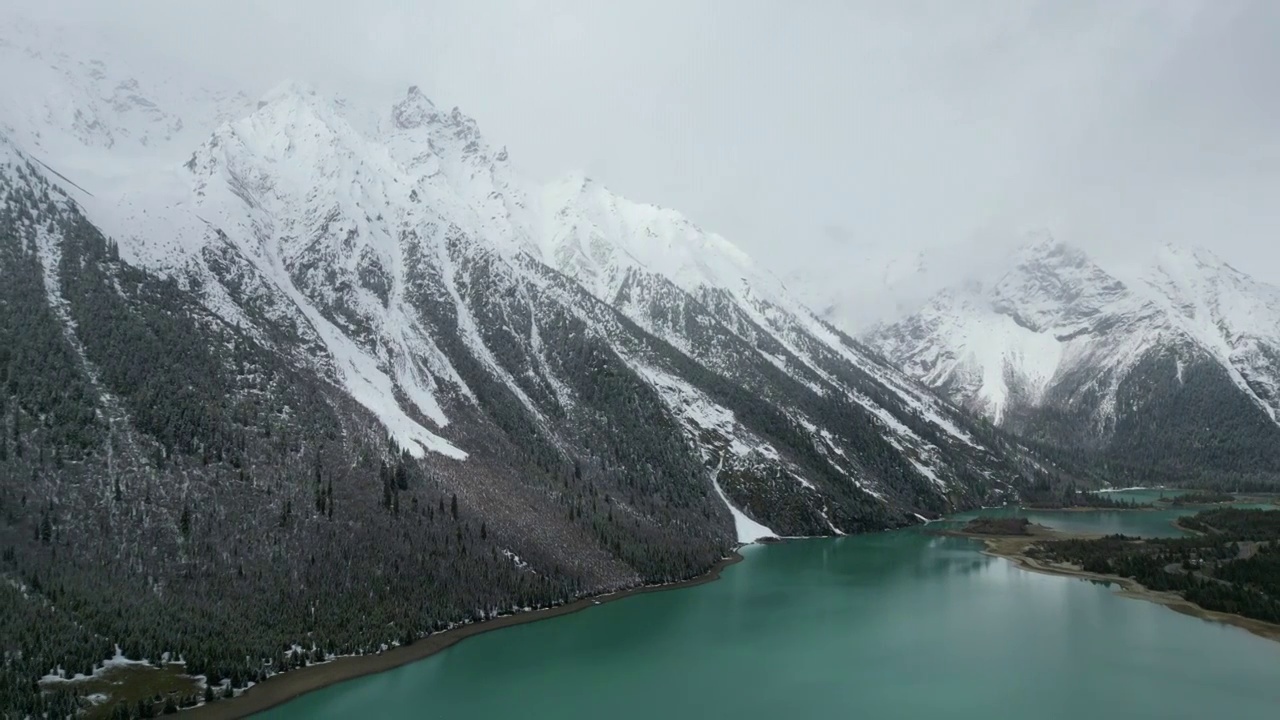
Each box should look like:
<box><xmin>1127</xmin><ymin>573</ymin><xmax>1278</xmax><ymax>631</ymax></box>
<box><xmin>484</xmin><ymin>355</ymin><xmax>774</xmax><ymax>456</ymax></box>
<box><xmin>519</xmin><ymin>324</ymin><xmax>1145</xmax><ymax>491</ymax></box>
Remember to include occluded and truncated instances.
<box><xmin>259</xmin><ymin>506</ymin><xmax>1280</xmax><ymax>720</ymax></box>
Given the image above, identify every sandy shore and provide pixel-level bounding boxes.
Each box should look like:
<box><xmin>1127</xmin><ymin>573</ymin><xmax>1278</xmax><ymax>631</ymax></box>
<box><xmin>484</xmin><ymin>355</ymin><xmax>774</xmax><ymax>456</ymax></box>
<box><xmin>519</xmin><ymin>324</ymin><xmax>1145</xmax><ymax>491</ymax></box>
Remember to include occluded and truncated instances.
<box><xmin>948</xmin><ymin>527</ymin><xmax>1280</xmax><ymax>645</ymax></box>
<box><xmin>186</xmin><ymin>552</ymin><xmax>743</xmax><ymax>719</ymax></box>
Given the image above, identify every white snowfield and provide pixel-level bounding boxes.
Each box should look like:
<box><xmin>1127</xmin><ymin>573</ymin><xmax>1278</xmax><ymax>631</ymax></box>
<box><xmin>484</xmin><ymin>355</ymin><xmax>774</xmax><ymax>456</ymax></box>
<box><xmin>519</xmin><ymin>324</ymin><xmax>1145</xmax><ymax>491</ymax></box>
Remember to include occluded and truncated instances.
<box><xmin>712</xmin><ymin>472</ymin><xmax>779</xmax><ymax>544</ymax></box>
<box><xmin>866</xmin><ymin>234</ymin><xmax>1280</xmax><ymax>432</ymax></box>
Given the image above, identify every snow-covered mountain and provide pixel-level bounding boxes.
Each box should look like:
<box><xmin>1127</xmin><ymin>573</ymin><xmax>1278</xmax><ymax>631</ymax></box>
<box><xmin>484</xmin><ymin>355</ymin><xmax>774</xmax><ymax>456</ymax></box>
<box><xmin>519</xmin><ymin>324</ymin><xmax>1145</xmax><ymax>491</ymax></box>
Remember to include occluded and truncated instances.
<box><xmin>1</xmin><ymin>19</ymin><xmax>1046</xmax><ymax>533</ymax></box>
<box><xmin>0</xmin><ymin>19</ymin><xmax>1070</xmax><ymax>714</ymax></box>
<box><xmin>865</xmin><ymin>235</ymin><xmax>1280</xmax><ymax>482</ymax></box>
<box><xmin>537</xmin><ymin>173</ymin><xmax>1035</xmax><ymax>527</ymax></box>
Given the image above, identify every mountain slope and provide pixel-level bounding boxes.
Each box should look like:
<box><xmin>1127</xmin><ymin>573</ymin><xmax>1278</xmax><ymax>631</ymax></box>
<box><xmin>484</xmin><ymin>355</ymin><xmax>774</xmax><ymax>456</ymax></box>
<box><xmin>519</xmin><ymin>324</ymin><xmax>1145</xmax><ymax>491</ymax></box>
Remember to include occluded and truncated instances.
<box><xmin>0</xmin><ymin>126</ymin><xmax>744</xmax><ymax>717</ymax></box>
<box><xmin>540</xmin><ymin>176</ymin><xmax>1034</xmax><ymax>523</ymax></box>
<box><xmin>1</xmin><ymin>25</ymin><xmax>1060</xmax><ymax>717</ymax></box>
<box><xmin>865</xmin><ymin>236</ymin><xmax>1280</xmax><ymax>484</ymax></box>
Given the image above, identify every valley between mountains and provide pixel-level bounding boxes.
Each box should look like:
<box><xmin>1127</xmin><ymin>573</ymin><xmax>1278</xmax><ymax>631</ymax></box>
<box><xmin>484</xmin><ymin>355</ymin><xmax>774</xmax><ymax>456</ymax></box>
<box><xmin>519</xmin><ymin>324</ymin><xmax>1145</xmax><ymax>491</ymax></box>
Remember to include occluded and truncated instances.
<box><xmin>3</xmin><ymin>18</ymin><xmax>1280</xmax><ymax>719</ymax></box>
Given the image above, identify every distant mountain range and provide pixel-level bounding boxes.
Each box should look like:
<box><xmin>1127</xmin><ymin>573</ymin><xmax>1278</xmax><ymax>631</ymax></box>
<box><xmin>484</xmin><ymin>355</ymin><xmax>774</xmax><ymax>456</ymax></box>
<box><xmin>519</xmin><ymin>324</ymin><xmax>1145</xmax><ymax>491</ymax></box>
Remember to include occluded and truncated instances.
<box><xmin>864</xmin><ymin>234</ymin><xmax>1280</xmax><ymax>485</ymax></box>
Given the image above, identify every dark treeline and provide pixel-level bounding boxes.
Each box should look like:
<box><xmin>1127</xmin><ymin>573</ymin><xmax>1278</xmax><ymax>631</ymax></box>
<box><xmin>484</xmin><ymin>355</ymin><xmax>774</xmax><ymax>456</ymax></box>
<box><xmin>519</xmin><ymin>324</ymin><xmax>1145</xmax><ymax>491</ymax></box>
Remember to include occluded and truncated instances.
<box><xmin>1169</xmin><ymin>491</ymin><xmax>1238</xmax><ymax>507</ymax></box>
<box><xmin>1019</xmin><ymin>480</ymin><xmax>1150</xmax><ymax>509</ymax></box>
<box><xmin>1014</xmin><ymin>352</ymin><xmax>1280</xmax><ymax>490</ymax></box>
<box><xmin>1106</xmin><ymin>354</ymin><xmax>1280</xmax><ymax>485</ymax></box>
<box><xmin>963</xmin><ymin>516</ymin><xmax>1032</xmax><ymax>536</ymax></box>
<box><xmin>986</xmin><ymin>345</ymin><xmax>1280</xmax><ymax>494</ymax></box>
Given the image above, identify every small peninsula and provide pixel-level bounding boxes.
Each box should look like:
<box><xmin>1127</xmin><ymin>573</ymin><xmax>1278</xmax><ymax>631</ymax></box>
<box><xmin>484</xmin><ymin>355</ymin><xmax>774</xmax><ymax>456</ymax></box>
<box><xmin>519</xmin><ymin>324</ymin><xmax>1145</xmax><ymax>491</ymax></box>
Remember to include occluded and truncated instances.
<box><xmin>952</xmin><ymin>509</ymin><xmax>1280</xmax><ymax>643</ymax></box>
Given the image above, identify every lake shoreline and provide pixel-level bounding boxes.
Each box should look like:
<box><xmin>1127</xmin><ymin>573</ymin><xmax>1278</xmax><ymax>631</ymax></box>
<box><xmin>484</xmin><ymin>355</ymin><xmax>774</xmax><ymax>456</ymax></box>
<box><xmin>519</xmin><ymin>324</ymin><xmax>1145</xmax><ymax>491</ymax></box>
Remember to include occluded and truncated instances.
<box><xmin>1020</xmin><ymin>505</ymin><xmax>1159</xmax><ymax>512</ymax></box>
<box><xmin>166</xmin><ymin>505</ymin><xmax>1280</xmax><ymax>717</ymax></box>
<box><xmin>1171</xmin><ymin>516</ymin><xmax>1204</xmax><ymax>536</ymax></box>
<box><xmin>185</xmin><ymin>551</ymin><xmax>744</xmax><ymax>719</ymax></box>
<box><xmin>949</xmin><ymin>527</ymin><xmax>1280</xmax><ymax>646</ymax></box>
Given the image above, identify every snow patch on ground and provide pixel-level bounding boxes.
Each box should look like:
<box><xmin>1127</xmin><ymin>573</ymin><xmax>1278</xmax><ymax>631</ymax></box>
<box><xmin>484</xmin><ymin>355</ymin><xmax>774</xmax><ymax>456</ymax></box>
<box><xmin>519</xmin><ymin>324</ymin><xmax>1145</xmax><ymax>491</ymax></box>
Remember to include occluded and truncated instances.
<box><xmin>502</xmin><ymin>549</ymin><xmax>533</xmax><ymax>572</ymax></box>
<box><xmin>908</xmin><ymin>458</ymin><xmax>946</xmax><ymax>489</ymax></box>
<box><xmin>710</xmin><ymin>460</ymin><xmax>777</xmax><ymax>544</ymax></box>
<box><xmin>635</xmin><ymin>364</ymin><xmax>740</xmax><ymax>447</ymax></box>
<box><xmin>40</xmin><ymin>647</ymin><xmax>152</xmax><ymax>685</ymax></box>
<box><xmin>261</xmin><ymin>249</ymin><xmax>465</xmax><ymax>459</ymax></box>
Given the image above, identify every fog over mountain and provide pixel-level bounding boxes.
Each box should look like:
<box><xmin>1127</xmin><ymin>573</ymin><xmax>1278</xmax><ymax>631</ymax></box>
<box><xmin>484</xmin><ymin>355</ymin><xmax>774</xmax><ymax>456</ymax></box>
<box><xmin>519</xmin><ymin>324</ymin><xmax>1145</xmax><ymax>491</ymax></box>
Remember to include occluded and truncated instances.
<box><xmin>2</xmin><ymin>4</ymin><xmax>1279</xmax><ymax>717</ymax></box>
<box><xmin>9</xmin><ymin>0</ymin><xmax>1280</xmax><ymax>331</ymax></box>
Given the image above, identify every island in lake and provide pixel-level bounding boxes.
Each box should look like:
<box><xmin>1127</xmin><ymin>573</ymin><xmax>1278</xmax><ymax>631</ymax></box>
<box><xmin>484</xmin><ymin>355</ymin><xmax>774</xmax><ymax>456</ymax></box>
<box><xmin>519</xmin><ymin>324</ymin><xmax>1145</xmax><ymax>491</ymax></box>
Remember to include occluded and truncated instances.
<box><xmin>949</xmin><ymin>509</ymin><xmax>1280</xmax><ymax>642</ymax></box>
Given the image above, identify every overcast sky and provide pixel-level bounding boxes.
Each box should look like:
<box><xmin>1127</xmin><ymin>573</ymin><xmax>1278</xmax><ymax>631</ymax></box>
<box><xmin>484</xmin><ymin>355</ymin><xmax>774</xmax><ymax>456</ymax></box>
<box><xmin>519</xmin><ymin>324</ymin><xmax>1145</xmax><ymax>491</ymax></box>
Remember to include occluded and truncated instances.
<box><xmin>16</xmin><ymin>0</ymin><xmax>1280</xmax><ymax>302</ymax></box>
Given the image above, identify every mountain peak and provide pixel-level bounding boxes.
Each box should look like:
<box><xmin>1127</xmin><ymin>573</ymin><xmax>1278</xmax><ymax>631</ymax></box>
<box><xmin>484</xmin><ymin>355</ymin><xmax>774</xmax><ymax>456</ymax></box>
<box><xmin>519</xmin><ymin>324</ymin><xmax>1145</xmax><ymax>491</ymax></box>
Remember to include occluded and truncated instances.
<box><xmin>866</xmin><ymin>225</ymin><xmax>1280</xmax><ymax>453</ymax></box>
<box><xmin>541</xmin><ymin>172</ymin><xmax>781</xmax><ymax>311</ymax></box>
<box><xmin>1013</xmin><ymin>231</ymin><xmax>1090</xmax><ymax>269</ymax></box>
<box><xmin>381</xmin><ymin>85</ymin><xmax>498</xmax><ymax>170</ymax></box>
<box><xmin>448</xmin><ymin>105</ymin><xmax>478</xmax><ymax>130</ymax></box>
<box><xmin>392</xmin><ymin>84</ymin><xmax>438</xmax><ymax>129</ymax></box>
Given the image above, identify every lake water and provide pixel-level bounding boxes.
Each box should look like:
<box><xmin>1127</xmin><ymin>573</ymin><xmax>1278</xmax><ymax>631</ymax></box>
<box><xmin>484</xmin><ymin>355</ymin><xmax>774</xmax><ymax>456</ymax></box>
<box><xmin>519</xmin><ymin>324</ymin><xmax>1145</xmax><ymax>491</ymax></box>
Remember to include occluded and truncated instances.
<box><xmin>260</xmin><ymin>503</ymin><xmax>1280</xmax><ymax>719</ymax></box>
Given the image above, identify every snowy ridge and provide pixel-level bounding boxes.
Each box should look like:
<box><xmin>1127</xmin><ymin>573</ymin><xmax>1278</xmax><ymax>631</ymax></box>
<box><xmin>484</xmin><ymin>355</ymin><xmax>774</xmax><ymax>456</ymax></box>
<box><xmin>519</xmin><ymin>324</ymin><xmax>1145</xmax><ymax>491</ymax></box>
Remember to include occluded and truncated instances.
<box><xmin>867</xmin><ymin>234</ymin><xmax>1280</xmax><ymax>444</ymax></box>
<box><xmin>173</xmin><ymin>85</ymin><xmax>467</xmax><ymax>458</ymax></box>
<box><xmin>541</xmin><ymin>175</ymin><xmax>982</xmax><ymax>490</ymax></box>
<box><xmin>1139</xmin><ymin>244</ymin><xmax>1280</xmax><ymax>421</ymax></box>
<box><xmin>541</xmin><ymin>175</ymin><xmax>761</xmax><ymax>302</ymax></box>
<box><xmin>1</xmin><ymin>20</ymin><xmax>1047</xmax><ymax>539</ymax></box>
<box><xmin>636</xmin><ymin>363</ymin><xmax>781</xmax><ymax>471</ymax></box>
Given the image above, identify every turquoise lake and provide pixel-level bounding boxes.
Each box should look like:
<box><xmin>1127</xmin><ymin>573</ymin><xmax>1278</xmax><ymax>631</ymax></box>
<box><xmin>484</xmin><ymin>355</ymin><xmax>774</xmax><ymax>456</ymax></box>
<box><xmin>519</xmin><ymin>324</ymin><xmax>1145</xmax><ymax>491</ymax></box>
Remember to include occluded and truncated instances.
<box><xmin>261</xmin><ymin>500</ymin><xmax>1280</xmax><ymax>719</ymax></box>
